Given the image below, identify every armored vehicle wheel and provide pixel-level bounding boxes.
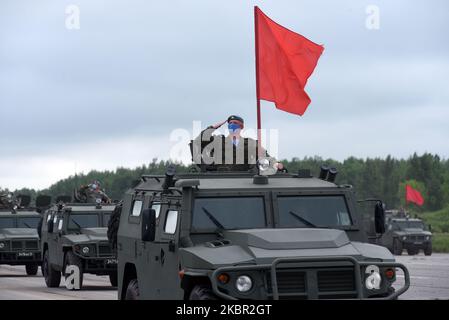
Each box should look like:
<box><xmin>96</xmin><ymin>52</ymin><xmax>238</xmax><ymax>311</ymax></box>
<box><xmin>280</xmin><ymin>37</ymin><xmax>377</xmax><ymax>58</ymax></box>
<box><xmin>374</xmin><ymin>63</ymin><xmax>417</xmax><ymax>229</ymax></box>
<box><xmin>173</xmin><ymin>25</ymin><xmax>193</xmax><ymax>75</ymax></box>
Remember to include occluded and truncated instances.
<box><xmin>393</xmin><ymin>239</ymin><xmax>403</xmax><ymax>255</ymax></box>
<box><xmin>64</xmin><ymin>251</ymin><xmax>84</xmax><ymax>289</ymax></box>
<box><xmin>25</xmin><ymin>263</ymin><xmax>39</xmax><ymax>275</ymax></box>
<box><xmin>43</xmin><ymin>250</ymin><xmax>61</xmax><ymax>287</ymax></box>
<box><xmin>407</xmin><ymin>248</ymin><xmax>417</xmax><ymax>255</ymax></box>
<box><xmin>109</xmin><ymin>271</ymin><xmax>118</xmax><ymax>287</ymax></box>
<box><xmin>424</xmin><ymin>244</ymin><xmax>432</xmax><ymax>256</ymax></box>
<box><xmin>125</xmin><ymin>279</ymin><xmax>140</xmax><ymax>300</ymax></box>
<box><xmin>189</xmin><ymin>285</ymin><xmax>217</xmax><ymax>300</ymax></box>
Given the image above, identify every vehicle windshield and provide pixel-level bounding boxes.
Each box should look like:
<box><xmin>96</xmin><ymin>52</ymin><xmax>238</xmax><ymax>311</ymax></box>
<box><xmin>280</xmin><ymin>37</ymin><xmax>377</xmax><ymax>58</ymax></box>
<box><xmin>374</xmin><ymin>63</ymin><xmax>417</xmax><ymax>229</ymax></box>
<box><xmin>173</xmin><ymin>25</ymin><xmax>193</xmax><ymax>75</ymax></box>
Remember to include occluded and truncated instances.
<box><xmin>192</xmin><ymin>197</ymin><xmax>266</xmax><ymax>231</ymax></box>
<box><xmin>277</xmin><ymin>195</ymin><xmax>352</xmax><ymax>228</ymax></box>
<box><xmin>17</xmin><ymin>217</ymin><xmax>41</xmax><ymax>228</ymax></box>
<box><xmin>68</xmin><ymin>214</ymin><xmax>99</xmax><ymax>229</ymax></box>
<box><xmin>0</xmin><ymin>217</ymin><xmax>15</xmax><ymax>229</ymax></box>
<box><xmin>396</xmin><ymin>220</ymin><xmax>425</xmax><ymax>230</ymax></box>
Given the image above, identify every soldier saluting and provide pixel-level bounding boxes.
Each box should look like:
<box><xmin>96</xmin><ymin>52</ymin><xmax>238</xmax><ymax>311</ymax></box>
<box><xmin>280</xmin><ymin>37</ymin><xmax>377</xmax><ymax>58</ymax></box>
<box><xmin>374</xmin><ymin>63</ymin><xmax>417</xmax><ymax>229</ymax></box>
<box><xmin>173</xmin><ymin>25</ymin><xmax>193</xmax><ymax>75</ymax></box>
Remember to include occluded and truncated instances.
<box><xmin>192</xmin><ymin>115</ymin><xmax>284</xmax><ymax>172</ymax></box>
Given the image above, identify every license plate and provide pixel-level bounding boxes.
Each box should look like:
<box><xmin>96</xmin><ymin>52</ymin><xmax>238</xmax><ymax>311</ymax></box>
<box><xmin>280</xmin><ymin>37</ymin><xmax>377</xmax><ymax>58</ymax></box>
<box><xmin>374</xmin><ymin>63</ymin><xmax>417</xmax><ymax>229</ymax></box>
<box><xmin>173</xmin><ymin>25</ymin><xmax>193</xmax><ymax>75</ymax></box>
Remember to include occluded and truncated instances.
<box><xmin>414</xmin><ymin>242</ymin><xmax>423</xmax><ymax>245</ymax></box>
<box><xmin>17</xmin><ymin>252</ymin><xmax>33</xmax><ymax>257</ymax></box>
<box><xmin>106</xmin><ymin>259</ymin><xmax>118</xmax><ymax>264</ymax></box>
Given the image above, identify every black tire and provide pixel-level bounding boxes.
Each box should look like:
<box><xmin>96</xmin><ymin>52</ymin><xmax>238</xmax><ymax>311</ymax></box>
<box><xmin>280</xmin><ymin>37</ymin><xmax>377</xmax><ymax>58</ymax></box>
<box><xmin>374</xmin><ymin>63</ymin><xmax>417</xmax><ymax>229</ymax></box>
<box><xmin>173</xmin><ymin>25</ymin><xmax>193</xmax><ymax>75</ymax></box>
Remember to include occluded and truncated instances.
<box><xmin>64</xmin><ymin>251</ymin><xmax>84</xmax><ymax>289</ymax></box>
<box><xmin>425</xmin><ymin>243</ymin><xmax>433</xmax><ymax>256</ymax></box>
<box><xmin>189</xmin><ymin>285</ymin><xmax>218</xmax><ymax>300</ymax></box>
<box><xmin>125</xmin><ymin>279</ymin><xmax>140</xmax><ymax>300</ymax></box>
<box><xmin>42</xmin><ymin>250</ymin><xmax>61</xmax><ymax>288</ymax></box>
<box><xmin>25</xmin><ymin>263</ymin><xmax>39</xmax><ymax>276</ymax></box>
<box><xmin>109</xmin><ymin>271</ymin><xmax>118</xmax><ymax>287</ymax></box>
<box><xmin>393</xmin><ymin>239</ymin><xmax>403</xmax><ymax>256</ymax></box>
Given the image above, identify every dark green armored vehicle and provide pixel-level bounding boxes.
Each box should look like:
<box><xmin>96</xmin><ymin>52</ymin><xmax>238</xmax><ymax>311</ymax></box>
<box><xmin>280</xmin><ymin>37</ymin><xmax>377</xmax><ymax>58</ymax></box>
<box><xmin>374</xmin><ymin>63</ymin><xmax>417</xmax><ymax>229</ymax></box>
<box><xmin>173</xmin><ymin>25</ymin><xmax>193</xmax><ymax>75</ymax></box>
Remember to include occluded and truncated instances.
<box><xmin>378</xmin><ymin>210</ymin><xmax>432</xmax><ymax>256</ymax></box>
<box><xmin>40</xmin><ymin>184</ymin><xmax>118</xmax><ymax>289</ymax></box>
<box><xmin>0</xmin><ymin>194</ymin><xmax>47</xmax><ymax>275</ymax></box>
<box><xmin>113</xmin><ymin>162</ymin><xmax>410</xmax><ymax>300</ymax></box>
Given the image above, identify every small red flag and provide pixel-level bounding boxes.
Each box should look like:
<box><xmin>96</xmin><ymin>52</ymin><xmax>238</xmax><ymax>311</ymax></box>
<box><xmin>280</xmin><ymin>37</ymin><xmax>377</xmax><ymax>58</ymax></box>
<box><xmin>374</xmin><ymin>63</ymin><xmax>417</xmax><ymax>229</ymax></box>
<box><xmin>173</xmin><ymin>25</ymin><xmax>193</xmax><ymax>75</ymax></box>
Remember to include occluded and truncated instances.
<box><xmin>406</xmin><ymin>184</ymin><xmax>424</xmax><ymax>206</ymax></box>
<box><xmin>255</xmin><ymin>7</ymin><xmax>324</xmax><ymax>116</ymax></box>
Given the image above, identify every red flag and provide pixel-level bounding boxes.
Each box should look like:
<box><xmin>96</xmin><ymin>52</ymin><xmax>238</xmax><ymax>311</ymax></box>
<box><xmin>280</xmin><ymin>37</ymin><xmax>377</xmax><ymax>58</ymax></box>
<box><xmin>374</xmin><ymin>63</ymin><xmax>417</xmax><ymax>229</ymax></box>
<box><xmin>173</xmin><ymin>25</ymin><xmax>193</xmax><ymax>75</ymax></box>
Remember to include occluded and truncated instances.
<box><xmin>406</xmin><ymin>184</ymin><xmax>424</xmax><ymax>206</ymax></box>
<box><xmin>255</xmin><ymin>7</ymin><xmax>324</xmax><ymax>116</ymax></box>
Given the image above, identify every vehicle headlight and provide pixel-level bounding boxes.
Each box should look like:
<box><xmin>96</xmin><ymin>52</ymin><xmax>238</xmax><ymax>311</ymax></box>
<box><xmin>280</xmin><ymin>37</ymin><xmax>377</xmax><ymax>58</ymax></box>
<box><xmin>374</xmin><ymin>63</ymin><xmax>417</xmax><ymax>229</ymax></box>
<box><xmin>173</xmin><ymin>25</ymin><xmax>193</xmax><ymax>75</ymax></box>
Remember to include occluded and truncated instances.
<box><xmin>402</xmin><ymin>236</ymin><xmax>407</xmax><ymax>241</ymax></box>
<box><xmin>82</xmin><ymin>246</ymin><xmax>90</xmax><ymax>254</ymax></box>
<box><xmin>365</xmin><ymin>265</ymin><xmax>382</xmax><ymax>290</ymax></box>
<box><xmin>426</xmin><ymin>236</ymin><xmax>430</xmax><ymax>241</ymax></box>
<box><xmin>235</xmin><ymin>275</ymin><xmax>253</xmax><ymax>293</ymax></box>
<box><xmin>0</xmin><ymin>242</ymin><xmax>5</xmax><ymax>249</ymax></box>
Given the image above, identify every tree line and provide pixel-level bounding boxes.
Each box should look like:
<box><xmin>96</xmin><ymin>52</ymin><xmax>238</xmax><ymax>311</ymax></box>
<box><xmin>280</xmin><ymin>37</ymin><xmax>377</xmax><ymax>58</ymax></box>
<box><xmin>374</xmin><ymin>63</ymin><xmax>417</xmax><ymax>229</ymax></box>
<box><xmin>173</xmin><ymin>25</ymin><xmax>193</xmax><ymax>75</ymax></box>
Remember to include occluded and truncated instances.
<box><xmin>5</xmin><ymin>153</ymin><xmax>449</xmax><ymax>212</ymax></box>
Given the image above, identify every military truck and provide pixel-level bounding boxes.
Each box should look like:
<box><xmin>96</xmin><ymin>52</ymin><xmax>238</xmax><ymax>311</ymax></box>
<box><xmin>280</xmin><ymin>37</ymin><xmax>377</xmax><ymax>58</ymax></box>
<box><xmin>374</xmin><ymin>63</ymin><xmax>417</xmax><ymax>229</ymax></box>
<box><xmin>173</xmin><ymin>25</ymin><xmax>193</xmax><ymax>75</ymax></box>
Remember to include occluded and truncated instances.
<box><xmin>378</xmin><ymin>210</ymin><xmax>432</xmax><ymax>256</ymax></box>
<box><xmin>0</xmin><ymin>194</ymin><xmax>50</xmax><ymax>275</ymax></box>
<box><xmin>112</xmin><ymin>162</ymin><xmax>410</xmax><ymax>300</ymax></box>
<box><xmin>40</xmin><ymin>185</ymin><xmax>118</xmax><ymax>289</ymax></box>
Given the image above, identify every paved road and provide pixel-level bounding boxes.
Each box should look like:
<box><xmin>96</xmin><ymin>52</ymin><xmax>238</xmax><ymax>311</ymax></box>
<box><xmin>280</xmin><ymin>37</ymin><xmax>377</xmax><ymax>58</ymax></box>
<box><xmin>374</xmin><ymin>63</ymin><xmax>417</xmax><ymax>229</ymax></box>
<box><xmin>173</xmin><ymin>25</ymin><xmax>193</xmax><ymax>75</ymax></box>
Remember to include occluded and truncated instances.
<box><xmin>1</xmin><ymin>253</ymin><xmax>449</xmax><ymax>299</ymax></box>
<box><xmin>394</xmin><ymin>253</ymin><xmax>449</xmax><ymax>300</ymax></box>
<box><xmin>0</xmin><ymin>265</ymin><xmax>116</xmax><ymax>300</ymax></box>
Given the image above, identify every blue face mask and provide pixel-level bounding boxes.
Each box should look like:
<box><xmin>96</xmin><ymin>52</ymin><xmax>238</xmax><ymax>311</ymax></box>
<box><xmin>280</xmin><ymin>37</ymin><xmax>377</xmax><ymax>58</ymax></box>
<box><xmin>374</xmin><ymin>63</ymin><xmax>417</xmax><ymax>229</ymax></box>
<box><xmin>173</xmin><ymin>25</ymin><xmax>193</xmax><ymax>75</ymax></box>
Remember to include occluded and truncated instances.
<box><xmin>228</xmin><ymin>123</ymin><xmax>241</xmax><ymax>134</ymax></box>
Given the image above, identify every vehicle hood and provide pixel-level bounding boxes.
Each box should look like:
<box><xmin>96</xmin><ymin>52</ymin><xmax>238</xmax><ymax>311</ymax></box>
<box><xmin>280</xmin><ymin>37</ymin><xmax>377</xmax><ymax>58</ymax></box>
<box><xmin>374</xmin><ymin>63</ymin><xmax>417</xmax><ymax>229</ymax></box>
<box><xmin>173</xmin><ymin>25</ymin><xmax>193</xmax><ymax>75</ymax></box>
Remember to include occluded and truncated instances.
<box><xmin>63</xmin><ymin>227</ymin><xmax>108</xmax><ymax>243</ymax></box>
<box><xmin>181</xmin><ymin>228</ymin><xmax>394</xmax><ymax>270</ymax></box>
<box><xmin>0</xmin><ymin>228</ymin><xmax>39</xmax><ymax>240</ymax></box>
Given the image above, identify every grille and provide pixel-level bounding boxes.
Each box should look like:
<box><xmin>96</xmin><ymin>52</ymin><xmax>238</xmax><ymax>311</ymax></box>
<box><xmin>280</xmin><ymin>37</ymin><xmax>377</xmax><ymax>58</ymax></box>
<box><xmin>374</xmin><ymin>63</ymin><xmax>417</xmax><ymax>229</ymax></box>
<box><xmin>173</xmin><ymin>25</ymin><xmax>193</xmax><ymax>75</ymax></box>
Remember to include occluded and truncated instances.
<box><xmin>409</xmin><ymin>235</ymin><xmax>425</xmax><ymax>241</ymax></box>
<box><xmin>317</xmin><ymin>269</ymin><xmax>355</xmax><ymax>292</ymax></box>
<box><xmin>266</xmin><ymin>270</ymin><xmax>306</xmax><ymax>294</ymax></box>
<box><xmin>12</xmin><ymin>241</ymin><xmax>23</xmax><ymax>250</ymax></box>
<box><xmin>25</xmin><ymin>241</ymin><xmax>38</xmax><ymax>250</ymax></box>
<box><xmin>98</xmin><ymin>244</ymin><xmax>112</xmax><ymax>256</ymax></box>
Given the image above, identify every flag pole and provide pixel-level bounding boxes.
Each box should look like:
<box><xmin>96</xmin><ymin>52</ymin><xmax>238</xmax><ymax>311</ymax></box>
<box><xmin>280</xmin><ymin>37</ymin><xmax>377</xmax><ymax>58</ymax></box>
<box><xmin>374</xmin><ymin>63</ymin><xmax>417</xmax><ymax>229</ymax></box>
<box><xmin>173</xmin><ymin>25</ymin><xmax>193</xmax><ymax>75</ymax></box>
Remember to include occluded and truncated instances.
<box><xmin>254</xmin><ymin>6</ymin><xmax>262</xmax><ymax>158</ymax></box>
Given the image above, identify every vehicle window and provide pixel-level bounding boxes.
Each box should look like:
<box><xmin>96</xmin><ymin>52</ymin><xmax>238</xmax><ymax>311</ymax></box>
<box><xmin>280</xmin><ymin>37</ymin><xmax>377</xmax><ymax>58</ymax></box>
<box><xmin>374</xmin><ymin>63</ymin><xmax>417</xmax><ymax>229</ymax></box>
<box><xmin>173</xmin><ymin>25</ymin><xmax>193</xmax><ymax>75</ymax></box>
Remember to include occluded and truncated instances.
<box><xmin>68</xmin><ymin>214</ymin><xmax>99</xmax><ymax>230</ymax></box>
<box><xmin>131</xmin><ymin>200</ymin><xmax>143</xmax><ymax>217</ymax></box>
<box><xmin>0</xmin><ymin>217</ymin><xmax>15</xmax><ymax>228</ymax></box>
<box><xmin>151</xmin><ymin>202</ymin><xmax>161</xmax><ymax>219</ymax></box>
<box><xmin>277</xmin><ymin>195</ymin><xmax>352</xmax><ymax>228</ymax></box>
<box><xmin>396</xmin><ymin>221</ymin><xmax>424</xmax><ymax>229</ymax></box>
<box><xmin>164</xmin><ymin>210</ymin><xmax>178</xmax><ymax>234</ymax></box>
<box><xmin>17</xmin><ymin>217</ymin><xmax>41</xmax><ymax>228</ymax></box>
<box><xmin>192</xmin><ymin>197</ymin><xmax>266</xmax><ymax>231</ymax></box>
<box><xmin>58</xmin><ymin>219</ymin><xmax>63</xmax><ymax>230</ymax></box>
<box><xmin>47</xmin><ymin>213</ymin><xmax>52</xmax><ymax>222</ymax></box>
<box><xmin>103</xmin><ymin>213</ymin><xmax>111</xmax><ymax>227</ymax></box>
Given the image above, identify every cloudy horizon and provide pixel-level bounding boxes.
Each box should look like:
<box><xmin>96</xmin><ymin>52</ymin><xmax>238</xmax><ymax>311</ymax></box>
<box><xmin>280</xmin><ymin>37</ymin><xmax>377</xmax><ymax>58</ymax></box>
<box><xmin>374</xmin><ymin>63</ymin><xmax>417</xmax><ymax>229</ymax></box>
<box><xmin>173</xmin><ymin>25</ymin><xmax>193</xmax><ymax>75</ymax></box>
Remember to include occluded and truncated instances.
<box><xmin>1</xmin><ymin>0</ymin><xmax>448</xmax><ymax>190</ymax></box>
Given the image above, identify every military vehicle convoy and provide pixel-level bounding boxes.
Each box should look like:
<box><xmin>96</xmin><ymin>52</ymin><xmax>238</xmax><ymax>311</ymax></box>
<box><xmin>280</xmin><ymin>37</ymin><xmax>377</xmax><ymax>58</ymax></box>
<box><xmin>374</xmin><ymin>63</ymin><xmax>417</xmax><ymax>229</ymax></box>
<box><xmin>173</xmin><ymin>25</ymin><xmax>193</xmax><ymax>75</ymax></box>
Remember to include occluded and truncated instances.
<box><xmin>40</xmin><ymin>183</ymin><xmax>118</xmax><ymax>289</ymax></box>
<box><xmin>0</xmin><ymin>193</ymin><xmax>50</xmax><ymax>275</ymax></box>
<box><xmin>111</xmin><ymin>161</ymin><xmax>410</xmax><ymax>300</ymax></box>
<box><xmin>378</xmin><ymin>210</ymin><xmax>432</xmax><ymax>256</ymax></box>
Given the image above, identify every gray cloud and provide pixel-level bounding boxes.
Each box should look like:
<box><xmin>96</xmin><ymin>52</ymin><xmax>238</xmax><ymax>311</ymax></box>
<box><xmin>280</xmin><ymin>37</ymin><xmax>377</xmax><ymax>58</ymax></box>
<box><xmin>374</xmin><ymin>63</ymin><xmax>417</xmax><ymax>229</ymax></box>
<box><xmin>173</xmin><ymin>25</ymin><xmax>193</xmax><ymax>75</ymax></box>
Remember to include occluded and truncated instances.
<box><xmin>0</xmin><ymin>0</ymin><xmax>448</xmax><ymax>189</ymax></box>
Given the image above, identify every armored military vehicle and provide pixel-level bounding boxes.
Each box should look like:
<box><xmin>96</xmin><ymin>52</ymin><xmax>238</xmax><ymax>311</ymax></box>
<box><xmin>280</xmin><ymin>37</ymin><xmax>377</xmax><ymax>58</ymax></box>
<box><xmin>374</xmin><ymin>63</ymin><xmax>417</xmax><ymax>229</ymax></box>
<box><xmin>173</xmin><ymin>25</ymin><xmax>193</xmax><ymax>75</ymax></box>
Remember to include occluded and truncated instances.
<box><xmin>0</xmin><ymin>194</ymin><xmax>50</xmax><ymax>275</ymax></box>
<box><xmin>378</xmin><ymin>210</ymin><xmax>432</xmax><ymax>256</ymax></box>
<box><xmin>40</xmin><ymin>183</ymin><xmax>118</xmax><ymax>289</ymax></box>
<box><xmin>112</xmin><ymin>161</ymin><xmax>410</xmax><ymax>300</ymax></box>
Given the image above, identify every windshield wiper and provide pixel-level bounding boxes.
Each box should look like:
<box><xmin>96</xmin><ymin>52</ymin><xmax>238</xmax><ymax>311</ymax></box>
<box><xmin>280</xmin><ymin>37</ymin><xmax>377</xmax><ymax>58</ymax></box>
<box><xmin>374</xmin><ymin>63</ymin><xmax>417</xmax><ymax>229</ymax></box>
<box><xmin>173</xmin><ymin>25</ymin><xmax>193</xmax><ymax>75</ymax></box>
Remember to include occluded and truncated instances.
<box><xmin>70</xmin><ymin>219</ymin><xmax>82</xmax><ymax>229</ymax></box>
<box><xmin>288</xmin><ymin>211</ymin><xmax>318</xmax><ymax>228</ymax></box>
<box><xmin>22</xmin><ymin>222</ymin><xmax>32</xmax><ymax>228</ymax></box>
<box><xmin>201</xmin><ymin>207</ymin><xmax>225</xmax><ymax>236</ymax></box>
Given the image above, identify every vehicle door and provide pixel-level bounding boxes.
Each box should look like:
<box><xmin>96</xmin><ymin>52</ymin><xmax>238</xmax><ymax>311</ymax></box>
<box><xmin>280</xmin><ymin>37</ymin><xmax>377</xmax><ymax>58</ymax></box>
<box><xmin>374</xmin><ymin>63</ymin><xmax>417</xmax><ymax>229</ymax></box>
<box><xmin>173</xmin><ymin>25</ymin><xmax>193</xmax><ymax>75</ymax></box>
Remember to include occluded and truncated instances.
<box><xmin>151</xmin><ymin>198</ymin><xmax>183</xmax><ymax>299</ymax></box>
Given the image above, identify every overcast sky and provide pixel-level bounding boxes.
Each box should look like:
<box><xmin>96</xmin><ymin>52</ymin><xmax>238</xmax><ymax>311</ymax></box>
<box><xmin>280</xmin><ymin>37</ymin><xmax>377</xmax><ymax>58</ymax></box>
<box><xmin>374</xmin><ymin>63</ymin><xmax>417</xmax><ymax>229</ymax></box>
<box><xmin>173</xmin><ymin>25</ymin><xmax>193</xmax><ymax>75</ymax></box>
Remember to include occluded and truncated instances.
<box><xmin>1</xmin><ymin>0</ymin><xmax>448</xmax><ymax>190</ymax></box>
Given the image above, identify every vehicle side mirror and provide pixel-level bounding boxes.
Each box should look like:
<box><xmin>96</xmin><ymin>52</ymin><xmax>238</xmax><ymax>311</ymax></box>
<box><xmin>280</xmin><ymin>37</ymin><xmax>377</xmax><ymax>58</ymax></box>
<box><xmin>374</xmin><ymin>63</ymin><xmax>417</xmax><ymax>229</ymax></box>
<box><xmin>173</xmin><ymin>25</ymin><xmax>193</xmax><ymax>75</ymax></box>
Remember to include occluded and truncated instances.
<box><xmin>141</xmin><ymin>208</ymin><xmax>156</xmax><ymax>242</ymax></box>
<box><xmin>374</xmin><ymin>201</ymin><xmax>386</xmax><ymax>234</ymax></box>
<box><xmin>47</xmin><ymin>219</ymin><xmax>54</xmax><ymax>233</ymax></box>
<box><xmin>428</xmin><ymin>224</ymin><xmax>432</xmax><ymax>232</ymax></box>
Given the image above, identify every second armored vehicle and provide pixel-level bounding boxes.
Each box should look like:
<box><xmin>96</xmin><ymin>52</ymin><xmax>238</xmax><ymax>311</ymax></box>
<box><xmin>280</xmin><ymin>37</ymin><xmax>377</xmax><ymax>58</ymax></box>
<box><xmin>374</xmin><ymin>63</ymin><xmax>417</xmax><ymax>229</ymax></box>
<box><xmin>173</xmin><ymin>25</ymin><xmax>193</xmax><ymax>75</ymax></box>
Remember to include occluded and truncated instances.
<box><xmin>40</xmin><ymin>184</ymin><xmax>118</xmax><ymax>289</ymax></box>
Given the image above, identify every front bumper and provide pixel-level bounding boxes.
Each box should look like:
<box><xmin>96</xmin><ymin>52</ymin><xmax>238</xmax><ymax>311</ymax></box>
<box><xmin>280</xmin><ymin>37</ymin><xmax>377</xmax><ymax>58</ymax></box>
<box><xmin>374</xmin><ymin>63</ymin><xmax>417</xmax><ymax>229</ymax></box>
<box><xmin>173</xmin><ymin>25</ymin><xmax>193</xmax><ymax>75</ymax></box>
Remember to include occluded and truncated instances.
<box><xmin>209</xmin><ymin>256</ymin><xmax>410</xmax><ymax>300</ymax></box>
<box><xmin>0</xmin><ymin>251</ymin><xmax>41</xmax><ymax>264</ymax></box>
<box><xmin>401</xmin><ymin>240</ymin><xmax>431</xmax><ymax>249</ymax></box>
